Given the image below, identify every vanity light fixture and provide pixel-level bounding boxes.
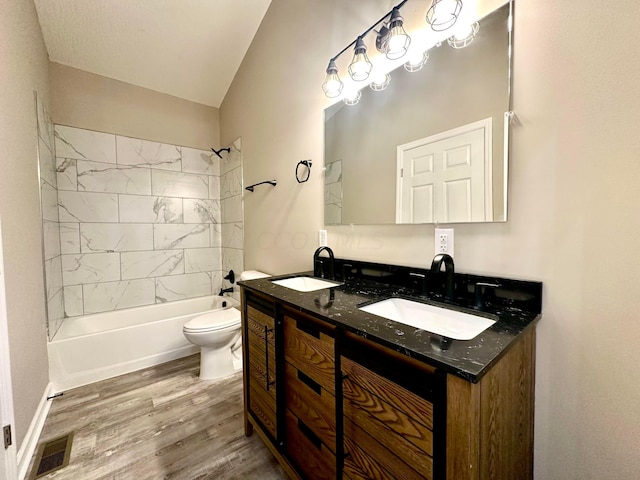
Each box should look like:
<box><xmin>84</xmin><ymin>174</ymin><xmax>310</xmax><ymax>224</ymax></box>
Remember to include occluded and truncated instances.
<box><xmin>322</xmin><ymin>0</ymin><xmax>410</xmax><ymax>98</ymax></box>
<box><xmin>426</xmin><ymin>0</ymin><xmax>463</xmax><ymax>32</ymax></box>
<box><xmin>370</xmin><ymin>72</ymin><xmax>391</xmax><ymax>91</ymax></box>
<box><xmin>376</xmin><ymin>8</ymin><xmax>411</xmax><ymax>60</ymax></box>
<box><xmin>348</xmin><ymin>37</ymin><xmax>373</xmax><ymax>81</ymax></box>
<box><xmin>322</xmin><ymin>59</ymin><xmax>343</xmax><ymax>98</ymax></box>
<box><xmin>447</xmin><ymin>21</ymin><xmax>479</xmax><ymax>48</ymax></box>
<box><xmin>404</xmin><ymin>50</ymin><xmax>430</xmax><ymax>72</ymax></box>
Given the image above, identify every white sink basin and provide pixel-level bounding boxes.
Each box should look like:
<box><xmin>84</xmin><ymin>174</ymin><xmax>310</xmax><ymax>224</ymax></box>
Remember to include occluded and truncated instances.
<box><xmin>359</xmin><ymin>298</ymin><xmax>496</xmax><ymax>340</ymax></box>
<box><xmin>271</xmin><ymin>276</ymin><xmax>343</xmax><ymax>292</ymax></box>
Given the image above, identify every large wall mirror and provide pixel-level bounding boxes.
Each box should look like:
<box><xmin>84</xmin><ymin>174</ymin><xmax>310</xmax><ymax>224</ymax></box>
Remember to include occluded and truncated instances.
<box><xmin>324</xmin><ymin>1</ymin><xmax>512</xmax><ymax>225</ymax></box>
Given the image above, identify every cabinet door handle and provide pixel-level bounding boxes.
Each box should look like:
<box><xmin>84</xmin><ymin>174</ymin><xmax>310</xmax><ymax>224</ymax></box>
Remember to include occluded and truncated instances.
<box><xmin>264</xmin><ymin>325</ymin><xmax>274</xmax><ymax>391</ymax></box>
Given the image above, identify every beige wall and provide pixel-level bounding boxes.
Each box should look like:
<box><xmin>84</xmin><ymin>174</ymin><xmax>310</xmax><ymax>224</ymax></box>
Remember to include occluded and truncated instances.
<box><xmin>222</xmin><ymin>0</ymin><xmax>640</xmax><ymax>477</ymax></box>
<box><xmin>50</xmin><ymin>63</ymin><xmax>220</xmax><ymax>150</ymax></box>
<box><xmin>0</xmin><ymin>0</ymin><xmax>52</xmax><ymax>447</ymax></box>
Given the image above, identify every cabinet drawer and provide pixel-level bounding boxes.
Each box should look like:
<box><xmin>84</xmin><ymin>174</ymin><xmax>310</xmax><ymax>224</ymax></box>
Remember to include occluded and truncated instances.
<box><xmin>344</xmin><ymin>417</ymin><xmax>428</xmax><ymax>480</ymax></box>
<box><xmin>285</xmin><ymin>362</ymin><xmax>336</xmax><ymax>452</ymax></box>
<box><xmin>285</xmin><ymin>409</ymin><xmax>336</xmax><ymax>480</ymax></box>
<box><xmin>249</xmin><ymin>385</ymin><xmax>277</xmax><ymax>439</ymax></box>
<box><xmin>284</xmin><ymin>315</ymin><xmax>335</xmax><ymax>393</ymax></box>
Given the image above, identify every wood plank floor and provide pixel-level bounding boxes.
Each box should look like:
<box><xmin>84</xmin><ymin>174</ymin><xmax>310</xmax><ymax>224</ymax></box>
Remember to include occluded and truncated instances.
<box><xmin>27</xmin><ymin>355</ymin><xmax>286</xmax><ymax>480</ymax></box>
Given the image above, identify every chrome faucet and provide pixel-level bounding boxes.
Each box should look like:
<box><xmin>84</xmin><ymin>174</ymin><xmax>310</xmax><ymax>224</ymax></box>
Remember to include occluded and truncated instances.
<box><xmin>313</xmin><ymin>246</ymin><xmax>335</xmax><ymax>280</ymax></box>
<box><xmin>430</xmin><ymin>253</ymin><xmax>455</xmax><ymax>301</ymax></box>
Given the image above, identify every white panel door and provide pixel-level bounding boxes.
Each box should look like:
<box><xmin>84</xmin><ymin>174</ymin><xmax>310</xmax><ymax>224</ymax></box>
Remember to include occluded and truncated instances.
<box><xmin>396</xmin><ymin>118</ymin><xmax>492</xmax><ymax>223</ymax></box>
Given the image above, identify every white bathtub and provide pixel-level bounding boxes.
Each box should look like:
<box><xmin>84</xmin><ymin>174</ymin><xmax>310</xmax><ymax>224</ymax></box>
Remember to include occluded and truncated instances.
<box><xmin>48</xmin><ymin>295</ymin><xmax>239</xmax><ymax>392</ymax></box>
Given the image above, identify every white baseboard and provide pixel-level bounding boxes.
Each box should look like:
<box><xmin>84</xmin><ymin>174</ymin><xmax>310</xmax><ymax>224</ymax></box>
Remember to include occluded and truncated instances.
<box><xmin>17</xmin><ymin>382</ymin><xmax>53</xmax><ymax>480</ymax></box>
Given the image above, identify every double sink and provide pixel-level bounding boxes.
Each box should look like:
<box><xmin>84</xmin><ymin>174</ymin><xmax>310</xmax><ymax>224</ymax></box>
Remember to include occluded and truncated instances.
<box><xmin>270</xmin><ymin>275</ymin><xmax>496</xmax><ymax>341</ymax></box>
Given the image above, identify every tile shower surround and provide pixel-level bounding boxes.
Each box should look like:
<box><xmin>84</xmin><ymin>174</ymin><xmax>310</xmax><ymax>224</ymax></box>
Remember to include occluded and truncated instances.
<box><xmin>37</xmin><ymin>93</ymin><xmax>65</xmax><ymax>338</ymax></box>
<box><xmin>48</xmin><ymin>125</ymin><xmax>244</xmax><ymax>323</ymax></box>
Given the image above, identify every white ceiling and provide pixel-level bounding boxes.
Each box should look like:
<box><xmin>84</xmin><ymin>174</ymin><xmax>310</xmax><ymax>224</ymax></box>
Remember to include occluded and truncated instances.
<box><xmin>34</xmin><ymin>0</ymin><xmax>272</xmax><ymax>108</ymax></box>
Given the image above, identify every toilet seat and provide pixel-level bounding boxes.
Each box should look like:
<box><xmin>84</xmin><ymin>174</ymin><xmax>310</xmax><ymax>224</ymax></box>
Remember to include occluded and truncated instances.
<box><xmin>183</xmin><ymin>308</ymin><xmax>241</xmax><ymax>333</ymax></box>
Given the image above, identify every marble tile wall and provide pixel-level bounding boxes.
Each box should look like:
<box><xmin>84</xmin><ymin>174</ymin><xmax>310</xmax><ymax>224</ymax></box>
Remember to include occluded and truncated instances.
<box><xmin>49</xmin><ymin>125</ymin><xmax>243</xmax><ymax>319</ymax></box>
<box><xmin>220</xmin><ymin>138</ymin><xmax>244</xmax><ymax>302</ymax></box>
<box><xmin>324</xmin><ymin>160</ymin><xmax>342</xmax><ymax>225</ymax></box>
<box><xmin>36</xmin><ymin>93</ymin><xmax>65</xmax><ymax>340</ymax></box>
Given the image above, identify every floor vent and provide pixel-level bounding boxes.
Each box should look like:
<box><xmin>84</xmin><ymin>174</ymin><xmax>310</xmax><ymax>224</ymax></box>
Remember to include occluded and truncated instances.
<box><xmin>31</xmin><ymin>432</ymin><xmax>73</xmax><ymax>479</ymax></box>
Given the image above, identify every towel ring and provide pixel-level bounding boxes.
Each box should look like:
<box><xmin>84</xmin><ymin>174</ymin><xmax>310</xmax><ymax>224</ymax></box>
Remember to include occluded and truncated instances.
<box><xmin>296</xmin><ymin>160</ymin><xmax>312</xmax><ymax>183</ymax></box>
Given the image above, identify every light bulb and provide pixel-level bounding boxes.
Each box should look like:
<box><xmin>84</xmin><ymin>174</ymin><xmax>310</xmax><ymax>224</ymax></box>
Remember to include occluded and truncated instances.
<box><xmin>370</xmin><ymin>73</ymin><xmax>390</xmax><ymax>91</ymax></box>
<box><xmin>404</xmin><ymin>50</ymin><xmax>429</xmax><ymax>72</ymax></box>
<box><xmin>348</xmin><ymin>37</ymin><xmax>373</xmax><ymax>81</ymax></box>
<box><xmin>447</xmin><ymin>22</ymin><xmax>479</xmax><ymax>49</ymax></box>
<box><xmin>322</xmin><ymin>59</ymin><xmax>343</xmax><ymax>98</ymax></box>
<box><xmin>342</xmin><ymin>89</ymin><xmax>362</xmax><ymax>106</ymax></box>
<box><xmin>426</xmin><ymin>0</ymin><xmax>463</xmax><ymax>32</ymax></box>
<box><xmin>385</xmin><ymin>9</ymin><xmax>411</xmax><ymax>60</ymax></box>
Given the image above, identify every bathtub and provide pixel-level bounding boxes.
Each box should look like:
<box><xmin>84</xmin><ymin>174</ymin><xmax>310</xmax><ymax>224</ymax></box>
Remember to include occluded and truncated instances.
<box><xmin>48</xmin><ymin>295</ymin><xmax>238</xmax><ymax>392</ymax></box>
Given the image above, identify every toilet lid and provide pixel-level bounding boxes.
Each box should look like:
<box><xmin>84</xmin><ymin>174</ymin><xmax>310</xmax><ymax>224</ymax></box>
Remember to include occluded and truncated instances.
<box><xmin>183</xmin><ymin>307</ymin><xmax>241</xmax><ymax>333</ymax></box>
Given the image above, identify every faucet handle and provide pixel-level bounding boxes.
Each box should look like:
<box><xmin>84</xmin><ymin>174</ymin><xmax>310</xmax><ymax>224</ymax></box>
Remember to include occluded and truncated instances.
<box><xmin>342</xmin><ymin>263</ymin><xmax>354</xmax><ymax>281</ymax></box>
<box><xmin>223</xmin><ymin>270</ymin><xmax>235</xmax><ymax>284</ymax></box>
<box><xmin>474</xmin><ymin>282</ymin><xmax>501</xmax><ymax>310</ymax></box>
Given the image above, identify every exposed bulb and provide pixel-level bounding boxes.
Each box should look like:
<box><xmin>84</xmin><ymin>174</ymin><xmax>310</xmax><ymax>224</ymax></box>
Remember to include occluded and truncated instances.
<box><xmin>342</xmin><ymin>89</ymin><xmax>362</xmax><ymax>106</ymax></box>
<box><xmin>348</xmin><ymin>37</ymin><xmax>373</xmax><ymax>81</ymax></box>
<box><xmin>370</xmin><ymin>73</ymin><xmax>391</xmax><ymax>91</ymax></box>
<box><xmin>426</xmin><ymin>0</ymin><xmax>463</xmax><ymax>32</ymax></box>
<box><xmin>322</xmin><ymin>60</ymin><xmax>343</xmax><ymax>98</ymax></box>
<box><xmin>404</xmin><ymin>50</ymin><xmax>429</xmax><ymax>72</ymax></box>
<box><xmin>447</xmin><ymin>22</ymin><xmax>479</xmax><ymax>49</ymax></box>
<box><xmin>385</xmin><ymin>8</ymin><xmax>411</xmax><ymax>60</ymax></box>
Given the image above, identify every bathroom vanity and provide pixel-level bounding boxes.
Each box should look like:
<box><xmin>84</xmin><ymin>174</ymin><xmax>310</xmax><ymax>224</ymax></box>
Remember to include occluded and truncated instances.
<box><xmin>239</xmin><ymin>259</ymin><xmax>541</xmax><ymax>480</ymax></box>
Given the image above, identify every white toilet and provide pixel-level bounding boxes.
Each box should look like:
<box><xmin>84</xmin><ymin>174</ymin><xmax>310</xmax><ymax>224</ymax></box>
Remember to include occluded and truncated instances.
<box><xmin>183</xmin><ymin>270</ymin><xmax>270</xmax><ymax>380</ymax></box>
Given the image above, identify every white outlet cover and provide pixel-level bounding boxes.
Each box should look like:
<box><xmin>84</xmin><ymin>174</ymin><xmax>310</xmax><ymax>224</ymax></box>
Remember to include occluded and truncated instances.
<box><xmin>435</xmin><ymin>228</ymin><xmax>454</xmax><ymax>257</ymax></box>
<box><xmin>319</xmin><ymin>229</ymin><xmax>328</xmax><ymax>247</ymax></box>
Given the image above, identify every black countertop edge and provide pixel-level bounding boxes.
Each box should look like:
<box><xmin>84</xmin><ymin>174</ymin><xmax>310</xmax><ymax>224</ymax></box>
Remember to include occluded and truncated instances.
<box><xmin>238</xmin><ymin>265</ymin><xmax>542</xmax><ymax>383</ymax></box>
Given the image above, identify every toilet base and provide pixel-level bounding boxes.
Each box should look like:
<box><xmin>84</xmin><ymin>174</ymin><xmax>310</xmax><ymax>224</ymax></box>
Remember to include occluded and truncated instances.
<box><xmin>199</xmin><ymin>344</ymin><xmax>242</xmax><ymax>380</ymax></box>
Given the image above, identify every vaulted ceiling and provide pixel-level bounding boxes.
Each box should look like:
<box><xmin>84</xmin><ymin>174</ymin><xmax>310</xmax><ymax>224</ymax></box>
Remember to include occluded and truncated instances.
<box><xmin>34</xmin><ymin>0</ymin><xmax>272</xmax><ymax>108</ymax></box>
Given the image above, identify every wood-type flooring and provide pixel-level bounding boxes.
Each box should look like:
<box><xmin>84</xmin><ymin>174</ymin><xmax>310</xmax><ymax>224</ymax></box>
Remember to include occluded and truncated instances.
<box><xmin>26</xmin><ymin>354</ymin><xmax>286</xmax><ymax>479</ymax></box>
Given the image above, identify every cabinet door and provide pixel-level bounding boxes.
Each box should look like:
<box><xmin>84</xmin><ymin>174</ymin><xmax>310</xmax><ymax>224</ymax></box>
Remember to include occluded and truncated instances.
<box><xmin>246</xmin><ymin>303</ymin><xmax>278</xmax><ymax>439</ymax></box>
<box><xmin>342</xmin><ymin>356</ymin><xmax>434</xmax><ymax>479</ymax></box>
<box><xmin>340</xmin><ymin>334</ymin><xmax>445</xmax><ymax>480</ymax></box>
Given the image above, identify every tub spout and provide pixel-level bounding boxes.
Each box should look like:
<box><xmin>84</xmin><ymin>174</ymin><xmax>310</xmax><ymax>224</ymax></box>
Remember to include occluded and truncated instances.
<box><xmin>219</xmin><ymin>287</ymin><xmax>234</xmax><ymax>296</ymax></box>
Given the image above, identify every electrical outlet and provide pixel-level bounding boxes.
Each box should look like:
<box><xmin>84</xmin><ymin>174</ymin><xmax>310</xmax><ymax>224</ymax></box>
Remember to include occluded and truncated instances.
<box><xmin>435</xmin><ymin>228</ymin><xmax>454</xmax><ymax>257</ymax></box>
<box><xmin>319</xmin><ymin>229</ymin><xmax>328</xmax><ymax>247</ymax></box>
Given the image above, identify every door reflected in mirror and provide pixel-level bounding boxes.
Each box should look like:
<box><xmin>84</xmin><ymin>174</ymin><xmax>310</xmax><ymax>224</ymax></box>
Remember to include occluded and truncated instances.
<box><xmin>324</xmin><ymin>1</ymin><xmax>512</xmax><ymax>225</ymax></box>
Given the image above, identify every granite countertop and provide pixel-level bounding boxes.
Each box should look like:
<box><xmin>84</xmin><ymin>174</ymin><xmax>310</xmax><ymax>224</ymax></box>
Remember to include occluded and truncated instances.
<box><xmin>239</xmin><ymin>270</ymin><xmax>541</xmax><ymax>383</ymax></box>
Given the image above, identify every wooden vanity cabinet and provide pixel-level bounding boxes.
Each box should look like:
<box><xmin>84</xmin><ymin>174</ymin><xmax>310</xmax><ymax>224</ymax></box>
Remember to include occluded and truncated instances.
<box><xmin>242</xmin><ymin>291</ymin><xmax>279</xmax><ymax>442</ymax></box>
<box><xmin>241</xmin><ymin>288</ymin><xmax>536</xmax><ymax>480</ymax></box>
